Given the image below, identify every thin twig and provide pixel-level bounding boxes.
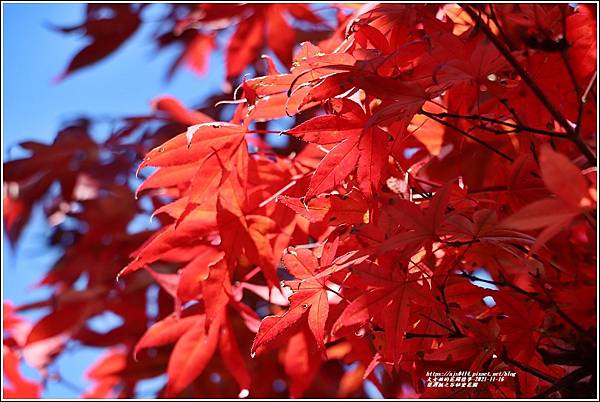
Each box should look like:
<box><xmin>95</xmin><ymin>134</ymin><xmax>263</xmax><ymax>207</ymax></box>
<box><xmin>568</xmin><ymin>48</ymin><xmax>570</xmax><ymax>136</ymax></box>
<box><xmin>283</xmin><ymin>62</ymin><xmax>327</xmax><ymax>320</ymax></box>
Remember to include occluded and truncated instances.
<box><xmin>424</xmin><ymin>111</ymin><xmax>568</xmax><ymax>138</ymax></box>
<box><xmin>418</xmin><ymin>312</ymin><xmax>456</xmax><ymax>333</ymax></box>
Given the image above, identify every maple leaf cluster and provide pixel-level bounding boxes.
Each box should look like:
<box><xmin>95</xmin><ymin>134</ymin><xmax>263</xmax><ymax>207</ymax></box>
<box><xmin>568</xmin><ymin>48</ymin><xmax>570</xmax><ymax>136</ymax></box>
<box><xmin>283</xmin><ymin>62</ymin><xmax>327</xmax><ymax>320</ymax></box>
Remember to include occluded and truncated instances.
<box><xmin>2</xmin><ymin>3</ymin><xmax>597</xmax><ymax>399</ymax></box>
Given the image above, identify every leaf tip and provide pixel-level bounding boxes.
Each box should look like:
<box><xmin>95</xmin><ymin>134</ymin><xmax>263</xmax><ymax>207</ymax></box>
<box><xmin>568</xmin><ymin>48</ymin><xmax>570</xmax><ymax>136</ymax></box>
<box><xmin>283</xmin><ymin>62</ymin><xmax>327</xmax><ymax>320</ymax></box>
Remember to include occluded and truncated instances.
<box><xmin>52</xmin><ymin>72</ymin><xmax>66</xmax><ymax>85</ymax></box>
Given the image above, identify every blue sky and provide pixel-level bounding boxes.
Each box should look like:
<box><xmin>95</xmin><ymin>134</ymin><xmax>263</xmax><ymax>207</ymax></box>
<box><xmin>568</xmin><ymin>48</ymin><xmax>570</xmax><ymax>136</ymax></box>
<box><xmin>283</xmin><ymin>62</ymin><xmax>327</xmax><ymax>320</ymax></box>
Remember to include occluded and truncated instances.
<box><xmin>2</xmin><ymin>3</ymin><xmax>224</xmax><ymax>397</ymax></box>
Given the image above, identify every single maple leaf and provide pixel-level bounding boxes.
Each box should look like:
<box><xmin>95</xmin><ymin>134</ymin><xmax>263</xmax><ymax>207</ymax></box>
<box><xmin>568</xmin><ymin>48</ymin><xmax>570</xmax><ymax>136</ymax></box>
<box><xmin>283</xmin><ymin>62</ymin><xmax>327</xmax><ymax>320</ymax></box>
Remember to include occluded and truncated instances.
<box><xmin>137</xmin><ymin>123</ymin><xmax>246</xmax><ymax>173</ymax></box>
<box><xmin>54</xmin><ymin>4</ymin><xmax>142</xmax><ymax>80</ymax></box>
<box><xmin>251</xmin><ymin>248</ymin><xmax>330</xmax><ymax>356</ymax></box>
<box><xmin>165</xmin><ymin>314</ymin><xmax>222</xmax><ymax>396</ymax></box>
<box><xmin>334</xmin><ymin>260</ymin><xmax>432</xmax><ymax>365</ymax></box>
<box><xmin>290</xmin><ymin>99</ymin><xmax>396</xmax><ymax>199</ymax></box>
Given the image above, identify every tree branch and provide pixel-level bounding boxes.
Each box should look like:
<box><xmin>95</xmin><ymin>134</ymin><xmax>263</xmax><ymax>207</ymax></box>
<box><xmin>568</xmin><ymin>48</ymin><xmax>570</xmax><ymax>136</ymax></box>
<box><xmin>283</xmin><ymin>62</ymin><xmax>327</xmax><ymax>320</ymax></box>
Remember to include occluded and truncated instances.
<box><xmin>501</xmin><ymin>348</ymin><xmax>558</xmax><ymax>384</ymax></box>
<box><xmin>459</xmin><ymin>270</ymin><xmax>596</xmax><ymax>345</ymax></box>
<box><xmin>542</xmin><ymin>288</ymin><xmax>596</xmax><ymax>345</ymax></box>
<box><xmin>459</xmin><ymin>271</ymin><xmax>539</xmax><ymax>299</ymax></box>
<box><xmin>533</xmin><ymin>366</ymin><xmax>590</xmax><ymax>398</ymax></box>
<box><xmin>419</xmin><ymin>110</ymin><xmax>514</xmax><ymax>162</ymax></box>
<box><xmin>404</xmin><ymin>332</ymin><xmax>445</xmax><ymax>339</ymax></box>
<box><xmin>461</xmin><ymin>4</ymin><xmax>597</xmax><ymax>166</ymax></box>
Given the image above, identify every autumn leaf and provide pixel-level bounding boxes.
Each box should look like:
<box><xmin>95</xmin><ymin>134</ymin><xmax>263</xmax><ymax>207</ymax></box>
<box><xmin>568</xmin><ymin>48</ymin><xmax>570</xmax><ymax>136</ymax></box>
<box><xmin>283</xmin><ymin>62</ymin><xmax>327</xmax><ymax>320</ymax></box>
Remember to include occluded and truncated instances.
<box><xmin>165</xmin><ymin>315</ymin><xmax>221</xmax><ymax>396</ymax></box>
<box><xmin>251</xmin><ymin>248</ymin><xmax>330</xmax><ymax>356</ymax></box>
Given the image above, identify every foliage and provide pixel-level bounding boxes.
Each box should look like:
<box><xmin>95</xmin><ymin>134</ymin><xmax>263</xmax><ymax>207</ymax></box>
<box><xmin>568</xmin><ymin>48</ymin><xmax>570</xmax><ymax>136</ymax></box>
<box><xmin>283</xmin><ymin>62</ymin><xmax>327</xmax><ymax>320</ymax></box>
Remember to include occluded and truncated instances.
<box><xmin>3</xmin><ymin>3</ymin><xmax>597</xmax><ymax>399</ymax></box>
